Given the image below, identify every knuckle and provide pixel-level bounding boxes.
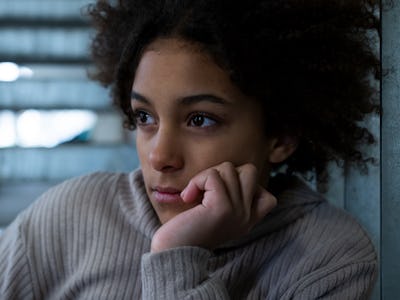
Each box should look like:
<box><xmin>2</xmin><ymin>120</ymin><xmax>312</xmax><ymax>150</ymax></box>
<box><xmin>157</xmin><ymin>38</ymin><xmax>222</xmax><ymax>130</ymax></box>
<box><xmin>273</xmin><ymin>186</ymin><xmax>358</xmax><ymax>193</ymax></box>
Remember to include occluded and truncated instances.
<box><xmin>244</xmin><ymin>163</ymin><xmax>258</xmax><ymax>175</ymax></box>
<box><xmin>238</xmin><ymin>163</ymin><xmax>258</xmax><ymax>178</ymax></box>
<box><xmin>208</xmin><ymin>168</ymin><xmax>220</xmax><ymax>177</ymax></box>
<box><xmin>269</xmin><ymin>195</ymin><xmax>278</xmax><ymax>208</ymax></box>
<box><xmin>201</xmin><ymin>168</ymin><xmax>220</xmax><ymax>181</ymax></box>
<box><xmin>220</xmin><ymin>161</ymin><xmax>235</xmax><ymax>172</ymax></box>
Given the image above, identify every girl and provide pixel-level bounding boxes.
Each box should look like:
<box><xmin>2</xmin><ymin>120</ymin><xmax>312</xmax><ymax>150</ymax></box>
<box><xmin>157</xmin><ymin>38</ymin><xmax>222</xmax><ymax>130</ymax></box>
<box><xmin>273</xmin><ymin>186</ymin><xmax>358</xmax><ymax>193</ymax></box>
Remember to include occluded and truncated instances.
<box><xmin>0</xmin><ymin>0</ymin><xmax>379</xmax><ymax>299</ymax></box>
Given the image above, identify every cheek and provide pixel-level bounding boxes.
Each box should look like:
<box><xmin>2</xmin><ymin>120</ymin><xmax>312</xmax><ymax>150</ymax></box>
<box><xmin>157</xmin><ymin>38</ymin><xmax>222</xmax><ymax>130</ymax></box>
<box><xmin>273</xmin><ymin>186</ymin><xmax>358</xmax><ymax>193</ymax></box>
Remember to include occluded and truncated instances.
<box><xmin>136</xmin><ymin>136</ymin><xmax>153</xmax><ymax>188</ymax></box>
<box><xmin>136</xmin><ymin>134</ymin><xmax>150</xmax><ymax>166</ymax></box>
<box><xmin>186</xmin><ymin>134</ymin><xmax>269</xmax><ymax>171</ymax></box>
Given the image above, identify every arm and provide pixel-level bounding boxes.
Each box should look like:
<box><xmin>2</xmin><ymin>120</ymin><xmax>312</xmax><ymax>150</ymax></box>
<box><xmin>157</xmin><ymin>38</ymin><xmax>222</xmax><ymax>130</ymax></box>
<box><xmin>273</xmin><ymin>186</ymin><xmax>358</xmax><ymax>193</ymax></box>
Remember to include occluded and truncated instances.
<box><xmin>141</xmin><ymin>247</ymin><xmax>230</xmax><ymax>299</ymax></box>
<box><xmin>279</xmin><ymin>207</ymin><xmax>378</xmax><ymax>300</ymax></box>
<box><xmin>0</xmin><ymin>219</ymin><xmax>35</xmax><ymax>300</ymax></box>
<box><xmin>288</xmin><ymin>260</ymin><xmax>377</xmax><ymax>299</ymax></box>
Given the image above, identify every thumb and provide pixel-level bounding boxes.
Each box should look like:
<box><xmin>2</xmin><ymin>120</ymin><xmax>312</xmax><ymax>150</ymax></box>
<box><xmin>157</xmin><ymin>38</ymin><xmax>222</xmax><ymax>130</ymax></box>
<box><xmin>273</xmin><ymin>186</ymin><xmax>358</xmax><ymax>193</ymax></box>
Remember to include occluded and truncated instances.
<box><xmin>180</xmin><ymin>180</ymin><xmax>203</xmax><ymax>203</ymax></box>
<box><xmin>252</xmin><ymin>186</ymin><xmax>277</xmax><ymax>220</ymax></box>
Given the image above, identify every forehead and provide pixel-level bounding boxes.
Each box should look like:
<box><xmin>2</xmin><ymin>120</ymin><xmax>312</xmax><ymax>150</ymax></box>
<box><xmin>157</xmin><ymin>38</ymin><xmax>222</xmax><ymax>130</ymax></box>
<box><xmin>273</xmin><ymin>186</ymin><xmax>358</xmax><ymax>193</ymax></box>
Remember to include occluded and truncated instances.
<box><xmin>132</xmin><ymin>38</ymin><xmax>248</xmax><ymax>104</ymax></box>
<box><xmin>144</xmin><ymin>38</ymin><xmax>206</xmax><ymax>57</ymax></box>
<box><xmin>135</xmin><ymin>38</ymin><xmax>222</xmax><ymax>82</ymax></box>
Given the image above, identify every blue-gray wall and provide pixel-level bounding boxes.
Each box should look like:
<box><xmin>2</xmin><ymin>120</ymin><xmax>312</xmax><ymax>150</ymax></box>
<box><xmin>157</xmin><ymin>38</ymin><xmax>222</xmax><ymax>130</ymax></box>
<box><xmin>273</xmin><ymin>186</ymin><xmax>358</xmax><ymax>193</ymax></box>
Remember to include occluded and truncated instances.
<box><xmin>382</xmin><ymin>0</ymin><xmax>400</xmax><ymax>298</ymax></box>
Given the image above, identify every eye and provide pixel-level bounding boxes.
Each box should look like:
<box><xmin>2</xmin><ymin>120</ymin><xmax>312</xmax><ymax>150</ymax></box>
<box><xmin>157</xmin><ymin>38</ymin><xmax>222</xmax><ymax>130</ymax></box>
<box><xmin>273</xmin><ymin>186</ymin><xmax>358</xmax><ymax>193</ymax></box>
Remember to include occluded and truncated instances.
<box><xmin>188</xmin><ymin>113</ymin><xmax>218</xmax><ymax>128</ymax></box>
<box><xmin>133</xmin><ymin>110</ymin><xmax>155</xmax><ymax>126</ymax></box>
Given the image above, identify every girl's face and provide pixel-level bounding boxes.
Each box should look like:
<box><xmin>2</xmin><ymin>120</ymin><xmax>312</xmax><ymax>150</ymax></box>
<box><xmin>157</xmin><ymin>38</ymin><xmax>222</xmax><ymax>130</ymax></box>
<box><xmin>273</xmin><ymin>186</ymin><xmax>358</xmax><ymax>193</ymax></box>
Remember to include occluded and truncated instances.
<box><xmin>131</xmin><ymin>38</ymin><xmax>276</xmax><ymax>224</ymax></box>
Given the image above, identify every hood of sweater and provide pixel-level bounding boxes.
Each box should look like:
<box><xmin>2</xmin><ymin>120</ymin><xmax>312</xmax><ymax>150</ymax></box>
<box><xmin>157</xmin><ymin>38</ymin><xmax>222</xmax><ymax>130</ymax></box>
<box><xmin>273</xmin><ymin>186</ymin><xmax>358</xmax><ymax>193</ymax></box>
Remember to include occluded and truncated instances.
<box><xmin>119</xmin><ymin>169</ymin><xmax>325</xmax><ymax>249</ymax></box>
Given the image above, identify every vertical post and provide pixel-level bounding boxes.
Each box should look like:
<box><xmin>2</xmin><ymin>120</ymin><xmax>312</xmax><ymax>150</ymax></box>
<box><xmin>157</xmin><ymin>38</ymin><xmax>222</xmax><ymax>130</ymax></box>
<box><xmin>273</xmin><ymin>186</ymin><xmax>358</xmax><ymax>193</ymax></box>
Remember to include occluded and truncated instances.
<box><xmin>381</xmin><ymin>0</ymin><xmax>400</xmax><ymax>298</ymax></box>
<box><xmin>344</xmin><ymin>114</ymin><xmax>380</xmax><ymax>300</ymax></box>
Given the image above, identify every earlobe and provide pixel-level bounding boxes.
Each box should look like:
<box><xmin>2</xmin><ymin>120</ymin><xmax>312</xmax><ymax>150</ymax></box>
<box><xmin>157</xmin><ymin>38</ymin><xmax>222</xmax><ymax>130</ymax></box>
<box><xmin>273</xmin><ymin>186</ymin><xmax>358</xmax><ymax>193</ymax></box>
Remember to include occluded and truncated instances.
<box><xmin>268</xmin><ymin>137</ymin><xmax>298</xmax><ymax>164</ymax></box>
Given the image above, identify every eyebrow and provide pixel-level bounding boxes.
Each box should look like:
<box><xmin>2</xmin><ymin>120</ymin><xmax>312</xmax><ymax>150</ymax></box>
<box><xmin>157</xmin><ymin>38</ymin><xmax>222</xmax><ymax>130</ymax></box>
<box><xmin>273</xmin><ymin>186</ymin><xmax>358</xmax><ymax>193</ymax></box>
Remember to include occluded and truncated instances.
<box><xmin>131</xmin><ymin>91</ymin><xmax>230</xmax><ymax>106</ymax></box>
<box><xmin>131</xmin><ymin>91</ymin><xmax>150</xmax><ymax>104</ymax></box>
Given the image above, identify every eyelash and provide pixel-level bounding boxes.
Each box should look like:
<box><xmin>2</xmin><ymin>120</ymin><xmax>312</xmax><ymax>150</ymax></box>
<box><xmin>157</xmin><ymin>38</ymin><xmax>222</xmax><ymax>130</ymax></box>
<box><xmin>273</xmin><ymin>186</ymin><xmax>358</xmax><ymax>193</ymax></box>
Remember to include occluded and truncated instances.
<box><xmin>132</xmin><ymin>110</ymin><xmax>155</xmax><ymax>126</ymax></box>
<box><xmin>131</xmin><ymin>109</ymin><xmax>220</xmax><ymax>130</ymax></box>
<box><xmin>187</xmin><ymin>112</ymin><xmax>219</xmax><ymax>129</ymax></box>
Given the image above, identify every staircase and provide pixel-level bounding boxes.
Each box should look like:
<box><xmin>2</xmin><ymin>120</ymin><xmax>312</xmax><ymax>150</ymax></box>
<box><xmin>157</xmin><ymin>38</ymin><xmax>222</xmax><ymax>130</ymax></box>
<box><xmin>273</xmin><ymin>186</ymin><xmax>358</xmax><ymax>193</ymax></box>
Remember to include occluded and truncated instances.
<box><xmin>0</xmin><ymin>0</ymin><xmax>138</xmax><ymax>227</ymax></box>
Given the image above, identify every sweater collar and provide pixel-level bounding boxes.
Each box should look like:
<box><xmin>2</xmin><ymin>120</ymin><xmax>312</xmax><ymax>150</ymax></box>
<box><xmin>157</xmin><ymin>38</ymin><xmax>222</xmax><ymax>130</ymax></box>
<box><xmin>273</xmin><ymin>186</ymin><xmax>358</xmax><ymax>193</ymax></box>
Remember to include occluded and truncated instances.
<box><xmin>119</xmin><ymin>169</ymin><xmax>325</xmax><ymax>247</ymax></box>
<box><xmin>119</xmin><ymin>169</ymin><xmax>160</xmax><ymax>240</ymax></box>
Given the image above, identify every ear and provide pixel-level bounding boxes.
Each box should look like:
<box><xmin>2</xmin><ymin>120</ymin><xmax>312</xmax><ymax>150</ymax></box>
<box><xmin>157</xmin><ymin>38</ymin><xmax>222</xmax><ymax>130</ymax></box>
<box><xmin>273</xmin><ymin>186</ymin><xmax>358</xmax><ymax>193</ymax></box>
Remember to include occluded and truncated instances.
<box><xmin>268</xmin><ymin>136</ymin><xmax>298</xmax><ymax>164</ymax></box>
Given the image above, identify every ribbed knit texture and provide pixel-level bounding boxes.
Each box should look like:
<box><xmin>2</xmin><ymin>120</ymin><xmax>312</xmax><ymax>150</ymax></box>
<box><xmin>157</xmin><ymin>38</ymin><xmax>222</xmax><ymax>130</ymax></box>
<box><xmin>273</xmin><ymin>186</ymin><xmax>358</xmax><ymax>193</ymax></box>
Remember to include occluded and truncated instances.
<box><xmin>0</xmin><ymin>170</ymin><xmax>377</xmax><ymax>299</ymax></box>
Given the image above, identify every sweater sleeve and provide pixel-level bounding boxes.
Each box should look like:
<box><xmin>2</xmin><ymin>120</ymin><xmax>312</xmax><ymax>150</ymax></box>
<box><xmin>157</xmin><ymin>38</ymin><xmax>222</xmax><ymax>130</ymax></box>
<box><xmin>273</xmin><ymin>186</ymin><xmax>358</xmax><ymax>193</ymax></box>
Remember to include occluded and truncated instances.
<box><xmin>141</xmin><ymin>247</ymin><xmax>230</xmax><ymax>300</ymax></box>
<box><xmin>279</xmin><ymin>220</ymin><xmax>378</xmax><ymax>300</ymax></box>
<box><xmin>289</xmin><ymin>260</ymin><xmax>377</xmax><ymax>300</ymax></box>
<box><xmin>0</xmin><ymin>219</ymin><xmax>35</xmax><ymax>300</ymax></box>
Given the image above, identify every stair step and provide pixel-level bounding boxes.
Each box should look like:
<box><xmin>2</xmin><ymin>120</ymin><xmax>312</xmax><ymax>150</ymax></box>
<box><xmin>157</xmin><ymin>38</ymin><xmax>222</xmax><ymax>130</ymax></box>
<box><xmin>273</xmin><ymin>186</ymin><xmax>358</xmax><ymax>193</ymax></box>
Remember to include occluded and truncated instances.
<box><xmin>0</xmin><ymin>145</ymin><xmax>139</xmax><ymax>180</ymax></box>
<box><xmin>0</xmin><ymin>0</ymin><xmax>91</xmax><ymax>20</ymax></box>
<box><xmin>0</xmin><ymin>79</ymin><xmax>110</xmax><ymax>109</ymax></box>
<box><xmin>0</xmin><ymin>27</ymin><xmax>91</xmax><ymax>60</ymax></box>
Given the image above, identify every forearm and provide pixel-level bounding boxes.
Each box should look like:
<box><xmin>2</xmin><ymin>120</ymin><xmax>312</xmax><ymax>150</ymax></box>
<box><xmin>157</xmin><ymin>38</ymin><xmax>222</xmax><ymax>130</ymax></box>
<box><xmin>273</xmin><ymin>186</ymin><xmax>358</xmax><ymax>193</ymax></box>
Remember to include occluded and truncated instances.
<box><xmin>141</xmin><ymin>246</ymin><xmax>230</xmax><ymax>300</ymax></box>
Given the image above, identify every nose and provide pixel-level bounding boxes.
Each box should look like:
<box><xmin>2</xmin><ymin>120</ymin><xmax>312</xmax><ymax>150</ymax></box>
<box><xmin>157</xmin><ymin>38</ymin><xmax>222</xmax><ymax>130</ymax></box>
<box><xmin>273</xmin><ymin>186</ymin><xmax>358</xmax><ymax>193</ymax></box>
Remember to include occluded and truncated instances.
<box><xmin>149</xmin><ymin>126</ymin><xmax>184</xmax><ymax>172</ymax></box>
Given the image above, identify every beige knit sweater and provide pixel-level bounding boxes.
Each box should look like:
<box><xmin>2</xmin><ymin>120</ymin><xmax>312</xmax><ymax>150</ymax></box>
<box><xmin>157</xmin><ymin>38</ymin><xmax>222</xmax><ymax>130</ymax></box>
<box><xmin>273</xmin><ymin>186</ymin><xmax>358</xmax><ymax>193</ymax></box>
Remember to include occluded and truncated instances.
<box><xmin>0</xmin><ymin>169</ymin><xmax>377</xmax><ymax>299</ymax></box>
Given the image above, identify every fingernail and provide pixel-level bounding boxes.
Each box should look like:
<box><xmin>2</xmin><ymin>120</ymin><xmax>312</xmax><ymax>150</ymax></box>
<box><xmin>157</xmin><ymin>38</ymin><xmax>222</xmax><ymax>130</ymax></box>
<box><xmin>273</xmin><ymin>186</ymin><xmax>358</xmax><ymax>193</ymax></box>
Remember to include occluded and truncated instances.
<box><xmin>180</xmin><ymin>188</ymin><xmax>186</xmax><ymax>198</ymax></box>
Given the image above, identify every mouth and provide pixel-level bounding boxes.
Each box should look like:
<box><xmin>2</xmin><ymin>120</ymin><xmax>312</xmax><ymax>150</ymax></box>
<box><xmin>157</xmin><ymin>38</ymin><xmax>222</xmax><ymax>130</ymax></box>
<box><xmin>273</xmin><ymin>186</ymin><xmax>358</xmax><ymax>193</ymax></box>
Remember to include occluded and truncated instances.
<box><xmin>151</xmin><ymin>186</ymin><xmax>183</xmax><ymax>204</ymax></box>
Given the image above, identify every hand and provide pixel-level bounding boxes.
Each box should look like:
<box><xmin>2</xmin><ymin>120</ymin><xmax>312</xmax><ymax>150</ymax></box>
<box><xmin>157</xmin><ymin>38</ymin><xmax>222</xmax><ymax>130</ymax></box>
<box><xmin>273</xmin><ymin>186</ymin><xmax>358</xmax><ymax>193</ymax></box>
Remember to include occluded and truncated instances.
<box><xmin>151</xmin><ymin>162</ymin><xmax>277</xmax><ymax>252</ymax></box>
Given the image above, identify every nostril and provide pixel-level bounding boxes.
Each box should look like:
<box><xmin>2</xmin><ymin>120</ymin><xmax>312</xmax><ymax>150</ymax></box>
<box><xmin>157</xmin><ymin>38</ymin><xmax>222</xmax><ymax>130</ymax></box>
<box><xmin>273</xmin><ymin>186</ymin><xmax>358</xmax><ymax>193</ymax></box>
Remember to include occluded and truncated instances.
<box><xmin>149</xmin><ymin>149</ymin><xmax>183</xmax><ymax>172</ymax></box>
<box><xmin>160</xmin><ymin>165</ymin><xmax>179</xmax><ymax>173</ymax></box>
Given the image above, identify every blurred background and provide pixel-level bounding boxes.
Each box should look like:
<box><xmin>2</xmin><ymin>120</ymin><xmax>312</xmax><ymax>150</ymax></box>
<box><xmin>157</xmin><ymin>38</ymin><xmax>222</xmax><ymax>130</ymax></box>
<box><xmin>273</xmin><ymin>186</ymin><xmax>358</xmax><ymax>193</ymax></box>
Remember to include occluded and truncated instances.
<box><xmin>0</xmin><ymin>0</ymin><xmax>138</xmax><ymax>228</ymax></box>
<box><xmin>0</xmin><ymin>1</ymin><xmax>399</xmax><ymax>299</ymax></box>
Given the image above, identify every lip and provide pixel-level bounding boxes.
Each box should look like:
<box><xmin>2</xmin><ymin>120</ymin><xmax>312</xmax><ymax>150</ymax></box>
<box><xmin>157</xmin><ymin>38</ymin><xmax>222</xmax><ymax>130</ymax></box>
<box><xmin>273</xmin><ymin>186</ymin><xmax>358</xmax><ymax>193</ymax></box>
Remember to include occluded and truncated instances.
<box><xmin>152</xmin><ymin>186</ymin><xmax>183</xmax><ymax>204</ymax></box>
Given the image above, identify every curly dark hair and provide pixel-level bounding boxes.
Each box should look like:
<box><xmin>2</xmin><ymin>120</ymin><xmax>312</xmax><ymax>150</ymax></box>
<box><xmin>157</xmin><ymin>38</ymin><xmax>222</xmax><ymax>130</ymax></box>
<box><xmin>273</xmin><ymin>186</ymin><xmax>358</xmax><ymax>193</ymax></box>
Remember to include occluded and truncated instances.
<box><xmin>86</xmin><ymin>0</ymin><xmax>380</xmax><ymax>180</ymax></box>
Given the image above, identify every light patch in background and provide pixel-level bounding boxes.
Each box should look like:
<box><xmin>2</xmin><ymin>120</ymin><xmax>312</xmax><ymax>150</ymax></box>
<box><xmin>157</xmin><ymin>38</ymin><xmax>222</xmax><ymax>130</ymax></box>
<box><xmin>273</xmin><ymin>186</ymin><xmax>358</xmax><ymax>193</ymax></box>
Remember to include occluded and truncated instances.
<box><xmin>16</xmin><ymin>110</ymin><xmax>97</xmax><ymax>148</ymax></box>
<box><xmin>0</xmin><ymin>110</ymin><xmax>97</xmax><ymax>148</ymax></box>
<box><xmin>0</xmin><ymin>110</ymin><xmax>17</xmax><ymax>147</ymax></box>
<box><xmin>0</xmin><ymin>62</ymin><xmax>33</xmax><ymax>82</ymax></box>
